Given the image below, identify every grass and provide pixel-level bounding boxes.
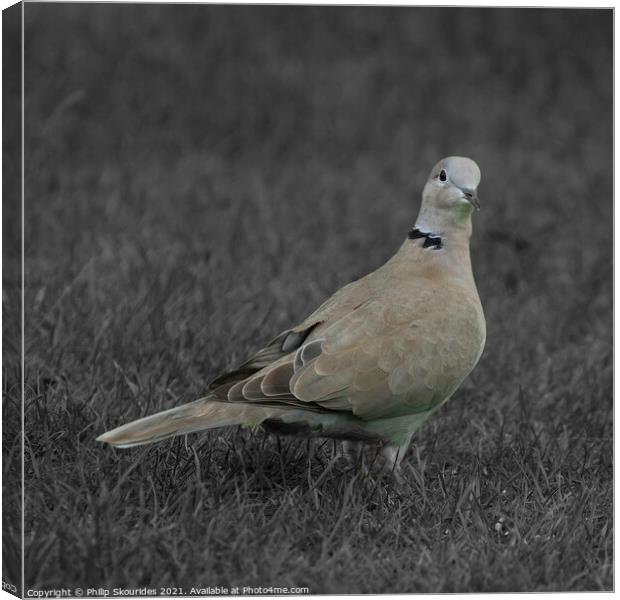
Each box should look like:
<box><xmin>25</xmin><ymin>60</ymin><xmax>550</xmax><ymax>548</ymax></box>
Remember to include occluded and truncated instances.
<box><xmin>3</xmin><ymin>5</ymin><xmax>612</xmax><ymax>594</ymax></box>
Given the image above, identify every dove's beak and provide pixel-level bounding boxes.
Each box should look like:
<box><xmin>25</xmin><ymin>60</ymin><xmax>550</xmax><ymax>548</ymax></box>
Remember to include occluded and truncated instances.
<box><xmin>462</xmin><ymin>188</ymin><xmax>480</xmax><ymax>210</ymax></box>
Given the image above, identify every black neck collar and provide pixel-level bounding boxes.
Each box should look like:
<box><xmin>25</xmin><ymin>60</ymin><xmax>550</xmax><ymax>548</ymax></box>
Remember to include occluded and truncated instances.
<box><xmin>407</xmin><ymin>227</ymin><xmax>443</xmax><ymax>250</ymax></box>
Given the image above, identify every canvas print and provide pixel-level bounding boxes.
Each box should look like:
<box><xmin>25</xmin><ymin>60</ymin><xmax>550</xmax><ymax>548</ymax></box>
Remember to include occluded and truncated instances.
<box><xmin>2</xmin><ymin>3</ymin><xmax>612</xmax><ymax>595</ymax></box>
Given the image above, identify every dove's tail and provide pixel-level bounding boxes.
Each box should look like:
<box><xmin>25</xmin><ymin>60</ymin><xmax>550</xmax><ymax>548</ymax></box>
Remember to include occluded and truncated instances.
<box><xmin>96</xmin><ymin>398</ymin><xmax>297</xmax><ymax>449</ymax></box>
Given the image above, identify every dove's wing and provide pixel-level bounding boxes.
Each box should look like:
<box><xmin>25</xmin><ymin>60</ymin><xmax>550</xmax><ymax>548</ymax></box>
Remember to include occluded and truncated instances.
<box><xmin>208</xmin><ymin>276</ymin><xmax>371</xmax><ymax>389</ymax></box>
<box><xmin>216</xmin><ymin>274</ymin><xmax>484</xmax><ymax>422</ymax></box>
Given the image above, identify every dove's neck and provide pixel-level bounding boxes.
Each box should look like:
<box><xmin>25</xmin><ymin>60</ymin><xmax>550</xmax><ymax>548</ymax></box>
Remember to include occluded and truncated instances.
<box><xmin>414</xmin><ymin>204</ymin><xmax>473</xmax><ymax>247</ymax></box>
<box><xmin>409</xmin><ymin>205</ymin><xmax>475</xmax><ymax>278</ymax></box>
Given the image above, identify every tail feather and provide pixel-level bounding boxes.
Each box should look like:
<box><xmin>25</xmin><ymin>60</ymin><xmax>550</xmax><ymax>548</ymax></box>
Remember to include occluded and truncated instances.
<box><xmin>96</xmin><ymin>399</ymin><xmax>292</xmax><ymax>449</ymax></box>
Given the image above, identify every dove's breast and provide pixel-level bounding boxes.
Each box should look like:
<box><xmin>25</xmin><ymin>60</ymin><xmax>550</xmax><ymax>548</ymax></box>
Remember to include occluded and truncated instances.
<box><xmin>374</xmin><ymin>245</ymin><xmax>486</xmax><ymax>415</ymax></box>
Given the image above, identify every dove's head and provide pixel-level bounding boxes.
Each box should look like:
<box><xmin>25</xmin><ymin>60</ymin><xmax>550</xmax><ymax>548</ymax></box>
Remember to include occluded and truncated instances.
<box><xmin>416</xmin><ymin>156</ymin><xmax>481</xmax><ymax>235</ymax></box>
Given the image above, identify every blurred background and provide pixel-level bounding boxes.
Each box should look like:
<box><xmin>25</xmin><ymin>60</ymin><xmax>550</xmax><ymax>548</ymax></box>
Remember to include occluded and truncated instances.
<box><xmin>4</xmin><ymin>4</ymin><xmax>612</xmax><ymax>593</ymax></box>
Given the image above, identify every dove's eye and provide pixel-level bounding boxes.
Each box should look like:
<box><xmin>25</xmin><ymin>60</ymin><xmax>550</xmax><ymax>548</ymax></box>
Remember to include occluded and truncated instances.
<box><xmin>439</xmin><ymin>169</ymin><xmax>447</xmax><ymax>182</ymax></box>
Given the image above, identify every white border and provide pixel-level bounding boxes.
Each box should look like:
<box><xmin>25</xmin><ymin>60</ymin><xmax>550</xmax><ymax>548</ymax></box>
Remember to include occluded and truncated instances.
<box><xmin>0</xmin><ymin>3</ymin><xmax>615</xmax><ymax>600</ymax></box>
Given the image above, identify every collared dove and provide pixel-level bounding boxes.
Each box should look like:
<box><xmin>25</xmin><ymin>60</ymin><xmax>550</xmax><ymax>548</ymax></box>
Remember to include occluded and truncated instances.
<box><xmin>97</xmin><ymin>156</ymin><xmax>486</xmax><ymax>471</ymax></box>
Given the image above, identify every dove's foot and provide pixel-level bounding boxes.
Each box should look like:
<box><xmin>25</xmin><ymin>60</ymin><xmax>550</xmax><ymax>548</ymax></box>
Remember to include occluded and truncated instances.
<box><xmin>340</xmin><ymin>443</ymin><xmax>405</xmax><ymax>488</ymax></box>
<box><xmin>334</xmin><ymin>440</ymin><xmax>408</xmax><ymax>491</ymax></box>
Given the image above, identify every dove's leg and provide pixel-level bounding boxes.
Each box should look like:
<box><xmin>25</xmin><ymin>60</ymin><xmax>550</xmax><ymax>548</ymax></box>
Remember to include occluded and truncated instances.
<box><xmin>381</xmin><ymin>441</ymin><xmax>409</xmax><ymax>473</ymax></box>
<box><xmin>381</xmin><ymin>444</ymin><xmax>404</xmax><ymax>470</ymax></box>
<box><xmin>375</xmin><ymin>440</ymin><xmax>411</xmax><ymax>485</ymax></box>
<box><xmin>340</xmin><ymin>440</ymin><xmax>361</xmax><ymax>465</ymax></box>
<box><xmin>363</xmin><ymin>411</ymin><xmax>430</xmax><ymax>479</ymax></box>
<box><xmin>375</xmin><ymin>445</ymin><xmax>403</xmax><ymax>487</ymax></box>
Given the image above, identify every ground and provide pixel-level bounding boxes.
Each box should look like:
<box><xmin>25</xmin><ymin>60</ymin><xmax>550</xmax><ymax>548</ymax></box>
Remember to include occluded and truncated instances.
<box><xmin>3</xmin><ymin>5</ymin><xmax>612</xmax><ymax>593</ymax></box>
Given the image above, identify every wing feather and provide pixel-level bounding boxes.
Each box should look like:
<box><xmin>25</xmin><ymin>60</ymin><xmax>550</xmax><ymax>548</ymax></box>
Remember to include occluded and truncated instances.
<box><xmin>261</xmin><ymin>362</ymin><xmax>294</xmax><ymax>396</ymax></box>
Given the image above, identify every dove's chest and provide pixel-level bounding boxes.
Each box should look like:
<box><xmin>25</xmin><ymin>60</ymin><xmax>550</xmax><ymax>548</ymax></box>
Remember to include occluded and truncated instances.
<box><xmin>375</xmin><ymin>247</ymin><xmax>486</xmax><ymax>391</ymax></box>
